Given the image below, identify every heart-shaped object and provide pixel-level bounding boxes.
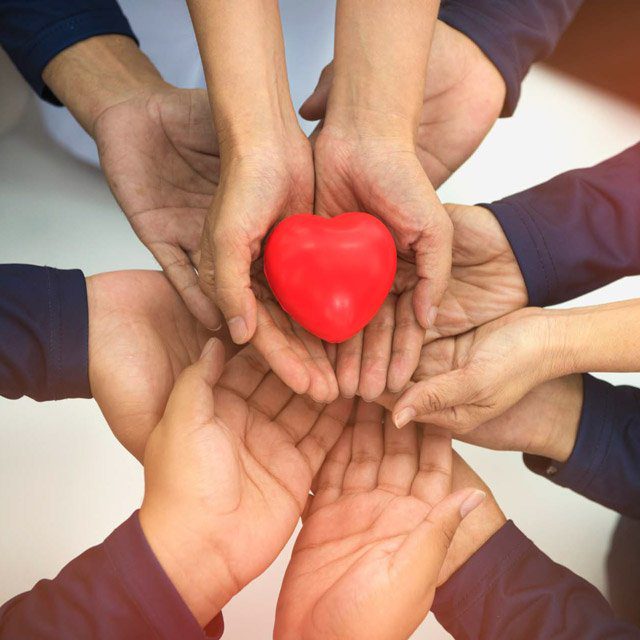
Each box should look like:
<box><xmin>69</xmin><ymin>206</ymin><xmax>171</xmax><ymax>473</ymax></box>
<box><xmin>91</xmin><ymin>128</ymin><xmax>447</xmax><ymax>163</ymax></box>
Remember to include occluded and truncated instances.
<box><xmin>264</xmin><ymin>212</ymin><xmax>397</xmax><ymax>343</ymax></box>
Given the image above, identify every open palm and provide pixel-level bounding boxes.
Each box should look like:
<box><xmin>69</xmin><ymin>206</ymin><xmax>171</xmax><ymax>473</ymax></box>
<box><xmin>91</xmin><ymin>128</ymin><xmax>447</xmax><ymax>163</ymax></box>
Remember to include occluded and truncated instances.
<box><xmin>93</xmin><ymin>86</ymin><xmax>220</xmax><ymax>328</ymax></box>
<box><xmin>143</xmin><ymin>344</ymin><xmax>354</xmax><ymax>613</ymax></box>
<box><xmin>276</xmin><ymin>403</ymin><xmax>480</xmax><ymax>640</ymax></box>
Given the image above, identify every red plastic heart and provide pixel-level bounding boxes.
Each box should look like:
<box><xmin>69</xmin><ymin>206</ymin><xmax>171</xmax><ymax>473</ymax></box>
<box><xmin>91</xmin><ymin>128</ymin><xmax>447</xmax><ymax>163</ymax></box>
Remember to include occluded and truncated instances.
<box><xmin>264</xmin><ymin>212</ymin><xmax>397</xmax><ymax>343</ymax></box>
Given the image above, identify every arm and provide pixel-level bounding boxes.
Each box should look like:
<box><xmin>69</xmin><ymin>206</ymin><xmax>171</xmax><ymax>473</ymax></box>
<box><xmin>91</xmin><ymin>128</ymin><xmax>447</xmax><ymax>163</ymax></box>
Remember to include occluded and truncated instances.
<box><xmin>525</xmin><ymin>374</ymin><xmax>640</xmax><ymax>520</ymax></box>
<box><xmin>439</xmin><ymin>0</ymin><xmax>585</xmax><ymax>116</ymax></box>
<box><xmin>0</xmin><ymin>264</ymin><xmax>90</xmax><ymax>401</ymax></box>
<box><xmin>486</xmin><ymin>142</ymin><xmax>640</xmax><ymax>306</ymax></box>
<box><xmin>0</xmin><ymin>0</ymin><xmax>136</xmax><ymax>104</ymax></box>
<box><xmin>0</xmin><ymin>513</ymin><xmax>223</xmax><ymax>639</ymax></box>
<box><xmin>434</xmin><ymin>521</ymin><xmax>640</xmax><ymax>640</ymax></box>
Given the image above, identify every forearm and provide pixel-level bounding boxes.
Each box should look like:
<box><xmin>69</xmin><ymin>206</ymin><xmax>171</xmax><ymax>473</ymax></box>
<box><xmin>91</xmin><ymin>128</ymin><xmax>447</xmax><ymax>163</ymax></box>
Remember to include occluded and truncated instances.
<box><xmin>42</xmin><ymin>34</ymin><xmax>165</xmax><ymax>136</ymax></box>
<box><xmin>439</xmin><ymin>0</ymin><xmax>585</xmax><ymax>116</ymax></box>
<box><xmin>185</xmin><ymin>0</ymin><xmax>301</xmax><ymax>154</ymax></box>
<box><xmin>433</xmin><ymin>521</ymin><xmax>640</xmax><ymax>639</ymax></box>
<box><xmin>526</xmin><ymin>374</ymin><xmax>640</xmax><ymax>519</ymax></box>
<box><xmin>0</xmin><ymin>512</ymin><xmax>223</xmax><ymax>639</ymax></box>
<box><xmin>487</xmin><ymin>142</ymin><xmax>640</xmax><ymax>306</ymax></box>
<box><xmin>328</xmin><ymin>0</ymin><xmax>439</xmax><ymax>137</ymax></box>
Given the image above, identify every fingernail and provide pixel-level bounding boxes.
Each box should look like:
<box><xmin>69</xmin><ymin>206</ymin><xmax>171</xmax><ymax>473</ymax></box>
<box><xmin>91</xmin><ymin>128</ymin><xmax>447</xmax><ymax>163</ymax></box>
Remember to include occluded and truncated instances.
<box><xmin>200</xmin><ymin>337</ymin><xmax>217</xmax><ymax>359</ymax></box>
<box><xmin>460</xmin><ymin>490</ymin><xmax>486</xmax><ymax>518</ymax></box>
<box><xmin>394</xmin><ymin>407</ymin><xmax>416</xmax><ymax>429</ymax></box>
<box><xmin>228</xmin><ymin>316</ymin><xmax>248</xmax><ymax>344</ymax></box>
<box><xmin>427</xmin><ymin>306</ymin><xmax>439</xmax><ymax>328</ymax></box>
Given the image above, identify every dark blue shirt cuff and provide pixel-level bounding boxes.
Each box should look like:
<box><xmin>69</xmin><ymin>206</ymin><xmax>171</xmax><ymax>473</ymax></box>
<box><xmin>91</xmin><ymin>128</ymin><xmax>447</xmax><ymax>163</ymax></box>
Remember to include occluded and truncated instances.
<box><xmin>524</xmin><ymin>374</ymin><xmax>640</xmax><ymax>519</ymax></box>
<box><xmin>105</xmin><ymin>512</ymin><xmax>224</xmax><ymax>639</ymax></box>
<box><xmin>0</xmin><ymin>264</ymin><xmax>91</xmax><ymax>401</ymax></box>
<box><xmin>485</xmin><ymin>142</ymin><xmax>640</xmax><ymax>307</ymax></box>
<box><xmin>439</xmin><ymin>0</ymin><xmax>584</xmax><ymax>117</ymax></box>
<box><xmin>433</xmin><ymin>520</ymin><xmax>639</xmax><ymax>639</ymax></box>
<box><xmin>0</xmin><ymin>5</ymin><xmax>137</xmax><ymax>105</ymax></box>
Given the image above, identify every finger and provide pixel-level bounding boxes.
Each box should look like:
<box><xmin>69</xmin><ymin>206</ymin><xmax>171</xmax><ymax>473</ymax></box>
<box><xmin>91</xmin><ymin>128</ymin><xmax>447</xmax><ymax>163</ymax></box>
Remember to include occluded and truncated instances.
<box><xmin>387</xmin><ymin>292</ymin><xmax>425</xmax><ymax>393</ymax></box>
<box><xmin>391</xmin><ymin>488</ymin><xmax>486</xmax><ymax>587</ymax></box>
<box><xmin>325</xmin><ymin>341</ymin><xmax>338</xmax><ymax>369</ymax></box>
<box><xmin>377</xmin><ymin>412</ymin><xmax>419</xmax><ymax>496</ymax></box>
<box><xmin>205</xmin><ymin>220</ymin><xmax>257</xmax><ymax>344</ymax></box>
<box><xmin>412</xmin><ymin>210</ymin><xmax>453</xmax><ymax>329</ymax></box>
<box><xmin>393</xmin><ymin>368</ymin><xmax>474</xmax><ymax>430</ymax></box>
<box><xmin>299</xmin><ymin>62</ymin><xmax>334</xmax><ymax>121</ymax></box>
<box><xmin>411</xmin><ymin>432</ymin><xmax>453</xmax><ymax>506</ymax></box>
<box><xmin>251</xmin><ymin>303</ymin><xmax>311</xmax><ymax>396</ymax></box>
<box><xmin>162</xmin><ymin>338</ymin><xmax>225</xmax><ymax>428</ymax></box>
<box><xmin>309</xmin><ymin>425</ymin><xmax>353</xmax><ymax>515</ymax></box>
<box><xmin>342</xmin><ymin>401</ymin><xmax>385</xmax><ymax>494</ymax></box>
<box><xmin>298</xmin><ymin>397</ymin><xmax>353</xmax><ymax>475</ymax></box>
<box><xmin>291</xmin><ymin>320</ymin><xmax>339</xmax><ymax>403</ymax></box>
<box><xmin>358</xmin><ymin>298</ymin><xmax>395</xmax><ymax>402</ymax></box>
<box><xmin>247</xmin><ymin>371</ymin><xmax>294</xmax><ymax>420</ymax></box>
<box><xmin>336</xmin><ymin>331</ymin><xmax>363</xmax><ymax>399</ymax></box>
<box><xmin>151</xmin><ymin>242</ymin><xmax>221</xmax><ymax>330</ymax></box>
<box><xmin>217</xmin><ymin>345</ymin><xmax>271</xmax><ymax>399</ymax></box>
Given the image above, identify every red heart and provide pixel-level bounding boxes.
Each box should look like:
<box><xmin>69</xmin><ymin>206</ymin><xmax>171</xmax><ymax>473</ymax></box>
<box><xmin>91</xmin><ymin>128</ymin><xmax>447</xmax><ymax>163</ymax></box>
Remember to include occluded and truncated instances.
<box><xmin>264</xmin><ymin>212</ymin><xmax>397</xmax><ymax>343</ymax></box>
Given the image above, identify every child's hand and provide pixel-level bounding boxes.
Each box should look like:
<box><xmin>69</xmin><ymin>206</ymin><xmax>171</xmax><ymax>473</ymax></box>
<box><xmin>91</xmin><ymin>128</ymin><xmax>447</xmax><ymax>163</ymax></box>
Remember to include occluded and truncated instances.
<box><xmin>139</xmin><ymin>340</ymin><xmax>353</xmax><ymax>627</ymax></box>
<box><xmin>275</xmin><ymin>402</ymin><xmax>484</xmax><ymax>640</ymax></box>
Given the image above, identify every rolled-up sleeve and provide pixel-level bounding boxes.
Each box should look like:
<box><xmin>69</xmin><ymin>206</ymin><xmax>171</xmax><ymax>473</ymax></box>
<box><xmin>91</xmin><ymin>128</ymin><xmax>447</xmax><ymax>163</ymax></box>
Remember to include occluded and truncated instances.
<box><xmin>0</xmin><ymin>0</ymin><xmax>137</xmax><ymax>104</ymax></box>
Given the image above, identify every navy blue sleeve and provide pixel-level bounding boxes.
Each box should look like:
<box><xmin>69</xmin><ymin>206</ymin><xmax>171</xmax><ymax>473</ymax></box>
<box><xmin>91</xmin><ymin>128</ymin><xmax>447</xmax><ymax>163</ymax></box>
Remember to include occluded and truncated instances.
<box><xmin>432</xmin><ymin>520</ymin><xmax>640</xmax><ymax>639</ymax></box>
<box><xmin>486</xmin><ymin>142</ymin><xmax>640</xmax><ymax>306</ymax></box>
<box><xmin>0</xmin><ymin>511</ymin><xmax>224</xmax><ymax>639</ymax></box>
<box><xmin>0</xmin><ymin>264</ymin><xmax>91</xmax><ymax>401</ymax></box>
<box><xmin>524</xmin><ymin>374</ymin><xmax>640</xmax><ymax>520</ymax></box>
<box><xmin>0</xmin><ymin>0</ymin><xmax>137</xmax><ymax>104</ymax></box>
<box><xmin>438</xmin><ymin>0</ymin><xmax>584</xmax><ymax>116</ymax></box>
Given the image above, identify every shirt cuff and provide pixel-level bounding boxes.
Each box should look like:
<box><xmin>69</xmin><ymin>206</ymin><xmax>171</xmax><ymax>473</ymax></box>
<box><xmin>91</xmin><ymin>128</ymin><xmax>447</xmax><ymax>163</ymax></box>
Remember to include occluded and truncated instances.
<box><xmin>47</xmin><ymin>267</ymin><xmax>92</xmax><ymax>399</ymax></box>
<box><xmin>484</xmin><ymin>199</ymin><xmax>557</xmax><ymax>307</ymax></box>
<box><xmin>104</xmin><ymin>512</ymin><xmax>224</xmax><ymax>640</ymax></box>
<box><xmin>438</xmin><ymin>2</ymin><xmax>523</xmax><ymax>117</ymax></box>
<box><xmin>523</xmin><ymin>374</ymin><xmax>614</xmax><ymax>493</ymax></box>
<box><xmin>432</xmin><ymin>521</ymin><xmax>530</xmax><ymax>624</ymax></box>
<box><xmin>13</xmin><ymin>8</ymin><xmax>137</xmax><ymax>105</ymax></box>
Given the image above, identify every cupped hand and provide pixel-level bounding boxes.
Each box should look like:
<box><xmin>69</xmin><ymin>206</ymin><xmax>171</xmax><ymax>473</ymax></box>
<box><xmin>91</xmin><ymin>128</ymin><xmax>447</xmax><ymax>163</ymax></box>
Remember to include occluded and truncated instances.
<box><xmin>93</xmin><ymin>86</ymin><xmax>221</xmax><ymax>329</ymax></box>
<box><xmin>275</xmin><ymin>402</ymin><xmax>484</xmax><ymax>640</ymax></box>
<box><xmin>198</xmin><ymin>137</ymin><xmax>338</xmax><ymax>403</ymax></box>
<box><xmin>300</xmin><ymin>21</ymin><xmax>506</xmax><ymax>190</ymax></box>
<box><xmin>140</xmin><ymin>340</ymin><xmax>354</xmax><ymax>627</ymax></box>
<box><xmin>391</xmin><ymin>308</ymin><xmax>566</xmax><ymax>433</ymax></box>
<box><xmin>87</xmin><ymin>270</ymin><xmax>237</xmax><ymax>461</ymax></box>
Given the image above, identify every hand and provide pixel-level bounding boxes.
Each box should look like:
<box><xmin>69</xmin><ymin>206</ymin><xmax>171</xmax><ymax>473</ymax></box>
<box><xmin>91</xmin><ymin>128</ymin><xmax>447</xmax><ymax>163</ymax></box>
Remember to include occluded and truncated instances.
<box><xmin>275</xmin><ymin>402</ymin><xmax>484</xmax><ymax>640</ymax></box>
<box><xmin>426</xmin><ymin>204</ymin><xmax>527</xmax><ymax>343</ymax></box>
<box><xmin>140</xmin><ymin>340</ymin><xmax>353</xmax><ymax>627</ymax></box>
<box><xmin>42</xmin><ymin>35</ymin><xmax>222</xmax><ymax>329</ymax></box>
<box><xmin>391</xmin><ymin>308</ymin><xmax>569</xmax><ymax>433</ymax></box>
<box><xmin>300</xmin><ymin>21</ymin><xmax>506</xmax><ymax>191</ymax></box>
<box><xmin>438</xmin><ymin>451</ymin><xmax>507</xmax><ymax>585</ymax></box>
<box><xmin>198</xmin><ymin>140</ymin><xmax>339</xmax><ymax>403</ymax></box>
<box><xmin>87</xmin><ymin>270</ymin><xmax>237</xmax><ymax>461</ymax></box>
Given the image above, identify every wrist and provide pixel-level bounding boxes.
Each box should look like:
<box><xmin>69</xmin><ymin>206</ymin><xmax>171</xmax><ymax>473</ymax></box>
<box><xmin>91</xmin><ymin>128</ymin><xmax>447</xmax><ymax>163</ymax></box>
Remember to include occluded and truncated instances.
<box><xmin>139</xmin><ymin>504</ymin><xmax>230</xmax><ymax>628</ymax></box>
<box><xmin>42</xmin><ymin>34</ymin><xmax>166</xmax><ymax>137</ymax></box>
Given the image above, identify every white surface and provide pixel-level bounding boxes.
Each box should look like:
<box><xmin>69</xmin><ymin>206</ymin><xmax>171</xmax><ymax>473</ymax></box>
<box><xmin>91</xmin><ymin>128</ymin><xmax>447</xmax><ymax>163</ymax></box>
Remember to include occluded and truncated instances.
<box><xmin>2</xmin><ymin>5</ymin><xmax>640</xmax><ymax>638</ymax></box>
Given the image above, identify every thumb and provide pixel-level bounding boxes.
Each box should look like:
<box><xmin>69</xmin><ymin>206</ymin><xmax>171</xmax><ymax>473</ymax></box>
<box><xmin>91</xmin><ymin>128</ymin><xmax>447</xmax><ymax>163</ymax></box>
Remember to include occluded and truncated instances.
<box><xmin>392</xmin><ymin>368</ymin><xmax>474</xmax><ymax>431</ymax></box>
<box><xmin>299</xmin><ymin>62</ymin><xmax>334</xmax><ymax>121</ymax></box>
<box><xmin>162</xmin><ymin>338</ymin><xmax>225</xmax><ymax>429</ymax></box>
<box><xmin>391</xmin><ymin>488</ymin><xmax>485</xmax><ymax>587</ymax></box>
